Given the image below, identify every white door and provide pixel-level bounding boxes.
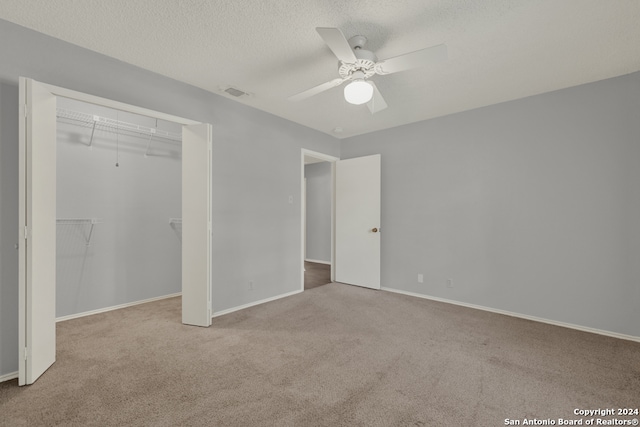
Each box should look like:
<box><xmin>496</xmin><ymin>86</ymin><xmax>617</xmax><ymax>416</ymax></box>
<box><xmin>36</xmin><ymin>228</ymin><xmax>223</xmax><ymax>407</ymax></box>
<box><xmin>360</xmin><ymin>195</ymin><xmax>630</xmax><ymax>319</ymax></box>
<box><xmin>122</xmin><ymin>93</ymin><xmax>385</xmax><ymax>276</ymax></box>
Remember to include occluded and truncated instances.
<box><xmin>181</xmin><ymin>123</ymin><xmax>212</xmax><ymax>326</ymax></box>
<box><xmin>18</xmin><ymin>78</ymin><xmax>57</xmax><ymax>385</ymax></box>
<box><xmin>335</xmin><ymin>154</ymin><xmax>381</xmax><ymax>289</ymax></box>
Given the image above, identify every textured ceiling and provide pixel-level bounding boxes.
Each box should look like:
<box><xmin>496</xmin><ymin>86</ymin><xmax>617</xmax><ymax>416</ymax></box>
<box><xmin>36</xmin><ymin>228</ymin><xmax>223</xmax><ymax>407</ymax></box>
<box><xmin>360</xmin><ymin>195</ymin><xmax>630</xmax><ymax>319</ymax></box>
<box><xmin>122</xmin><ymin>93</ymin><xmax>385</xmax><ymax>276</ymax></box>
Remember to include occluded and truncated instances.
<box><xmin>1</xmin><ymin>0</ymin><xmax>639</xmax><ymax>139</ymax></box>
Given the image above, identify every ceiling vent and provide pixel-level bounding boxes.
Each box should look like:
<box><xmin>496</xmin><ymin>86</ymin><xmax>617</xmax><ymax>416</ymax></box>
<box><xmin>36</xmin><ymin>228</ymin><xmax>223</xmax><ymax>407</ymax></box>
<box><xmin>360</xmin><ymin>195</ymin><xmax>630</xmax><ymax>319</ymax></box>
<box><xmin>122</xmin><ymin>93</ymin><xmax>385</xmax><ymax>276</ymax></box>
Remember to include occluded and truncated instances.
<box><xmin>220</xmin><ymin>86</ymin><xmax>252</xmax><ymax>98</ymax></box>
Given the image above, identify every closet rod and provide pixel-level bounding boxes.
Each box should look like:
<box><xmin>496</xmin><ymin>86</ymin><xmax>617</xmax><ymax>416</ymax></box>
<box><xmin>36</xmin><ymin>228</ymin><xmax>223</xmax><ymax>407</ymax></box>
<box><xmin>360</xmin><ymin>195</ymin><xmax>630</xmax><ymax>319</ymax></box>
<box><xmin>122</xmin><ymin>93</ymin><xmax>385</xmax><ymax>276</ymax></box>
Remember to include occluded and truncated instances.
<box><xmin>57</xmin><ymin>108</ymin><xmax>182</xmax><ymax>143</ymax></box>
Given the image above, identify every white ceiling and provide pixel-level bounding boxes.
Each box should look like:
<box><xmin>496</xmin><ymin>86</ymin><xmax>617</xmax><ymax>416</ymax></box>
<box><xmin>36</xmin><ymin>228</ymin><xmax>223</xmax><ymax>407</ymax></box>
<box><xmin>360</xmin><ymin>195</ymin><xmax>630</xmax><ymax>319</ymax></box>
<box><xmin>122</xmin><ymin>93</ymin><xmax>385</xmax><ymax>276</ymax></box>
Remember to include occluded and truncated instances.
<box><xmin>2</xmin><ymin>0</ymin><xmax>639</xmax><ymax>139</ymax></box>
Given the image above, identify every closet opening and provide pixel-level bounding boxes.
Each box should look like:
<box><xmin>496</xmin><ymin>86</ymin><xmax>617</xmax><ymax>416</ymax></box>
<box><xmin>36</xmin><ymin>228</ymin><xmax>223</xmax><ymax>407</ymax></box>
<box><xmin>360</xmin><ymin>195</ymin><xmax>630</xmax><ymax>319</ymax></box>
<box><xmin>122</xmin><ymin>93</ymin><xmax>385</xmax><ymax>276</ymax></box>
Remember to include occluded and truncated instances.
<box><xmin>55</xmin><ymin>97</ymin><xmax>182</xmax><ymax>320</ymax></box>
<box><xmin>19</xmin><ymin>77</ymin><xmax>212</xmax><ymax>385</ymax></box>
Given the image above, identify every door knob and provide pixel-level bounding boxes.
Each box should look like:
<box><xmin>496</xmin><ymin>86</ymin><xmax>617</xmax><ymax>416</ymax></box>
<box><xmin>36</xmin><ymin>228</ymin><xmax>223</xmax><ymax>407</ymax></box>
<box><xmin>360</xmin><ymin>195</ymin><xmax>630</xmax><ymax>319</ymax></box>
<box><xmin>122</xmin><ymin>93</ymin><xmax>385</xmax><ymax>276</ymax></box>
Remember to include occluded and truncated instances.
<box><xmin>371</xmin><ymin>228</ymin><xmax>378</xmax><ymax>233</ymax></box>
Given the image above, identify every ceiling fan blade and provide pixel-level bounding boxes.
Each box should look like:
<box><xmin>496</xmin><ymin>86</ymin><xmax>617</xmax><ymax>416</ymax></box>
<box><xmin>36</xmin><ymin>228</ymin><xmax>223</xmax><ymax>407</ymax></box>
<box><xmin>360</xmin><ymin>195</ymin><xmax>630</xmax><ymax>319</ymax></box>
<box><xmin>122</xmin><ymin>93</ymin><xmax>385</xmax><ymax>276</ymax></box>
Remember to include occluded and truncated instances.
<box><xmin>375</xmin><ymin>44</ymin><xmax>447</xmax><ymax>75</ymax></box>
<box><xmin>367</xmin><ymin>81</ymin><xmax>388</xmax><ymax>114</ymax></box>
<box><xmin>288</xmin><ymin>78</ymin><xmax>345</xmax><ymax>102</ymax></box>
<box><xmin>316</xmin><ymin>27</ymin><xmax>357</xmax><ymax>63</ymax></box>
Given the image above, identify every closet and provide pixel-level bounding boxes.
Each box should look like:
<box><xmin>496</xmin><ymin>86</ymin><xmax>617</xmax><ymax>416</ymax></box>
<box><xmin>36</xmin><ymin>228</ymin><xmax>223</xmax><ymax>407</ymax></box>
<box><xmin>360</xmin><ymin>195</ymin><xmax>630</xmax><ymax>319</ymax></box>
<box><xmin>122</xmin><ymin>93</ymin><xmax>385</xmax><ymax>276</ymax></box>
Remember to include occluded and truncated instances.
<box><xmin>55</xmin><ymin>97</ymin><xmax>182</xmax><ymax>319</ymax></box>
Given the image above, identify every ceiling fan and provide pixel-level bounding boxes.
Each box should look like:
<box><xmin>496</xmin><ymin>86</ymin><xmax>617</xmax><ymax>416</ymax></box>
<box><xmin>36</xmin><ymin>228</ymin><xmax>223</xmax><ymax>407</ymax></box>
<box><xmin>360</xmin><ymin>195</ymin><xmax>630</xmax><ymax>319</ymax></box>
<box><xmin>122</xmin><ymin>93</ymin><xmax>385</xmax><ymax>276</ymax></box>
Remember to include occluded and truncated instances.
<box><xmin>288</xmin><ymin>27</ymin><xmax>447</xmax><ymax>114</ymax></box>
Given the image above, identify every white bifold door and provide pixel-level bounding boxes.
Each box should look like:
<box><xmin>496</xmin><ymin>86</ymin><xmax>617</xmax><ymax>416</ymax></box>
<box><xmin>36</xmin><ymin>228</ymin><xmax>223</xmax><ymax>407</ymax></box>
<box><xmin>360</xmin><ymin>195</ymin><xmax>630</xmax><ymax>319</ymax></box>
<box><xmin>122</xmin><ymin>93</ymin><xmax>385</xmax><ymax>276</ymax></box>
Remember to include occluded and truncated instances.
<box><xmin>181</xmin><ymin>123</ymin><xmax>212</xmax><ymax>327</ymax></box>
<box><xmin>18</xmin><ymin>78</ymin><xmax>57</xmax><ymax>385</ymax></box>
<box><xmin>335</xmin><ymin>154</ymin><xmax>381</xmax><ymax>289</ymax></box>
<box><xmin>18</xmin><ymin>78</ymin><xmax>212</xmax><ymax>385</ymax></box>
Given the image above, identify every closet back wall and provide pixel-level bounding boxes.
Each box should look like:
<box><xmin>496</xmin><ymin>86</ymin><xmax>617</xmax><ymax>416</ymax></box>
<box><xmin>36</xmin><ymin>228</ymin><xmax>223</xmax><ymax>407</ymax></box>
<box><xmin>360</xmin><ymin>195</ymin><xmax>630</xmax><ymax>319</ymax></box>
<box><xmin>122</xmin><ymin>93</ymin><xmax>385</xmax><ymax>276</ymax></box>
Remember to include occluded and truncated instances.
<box><xmin>56</xmin><ymin>98</ymin><xmax>182</xmax><ymax>318</ymax></box>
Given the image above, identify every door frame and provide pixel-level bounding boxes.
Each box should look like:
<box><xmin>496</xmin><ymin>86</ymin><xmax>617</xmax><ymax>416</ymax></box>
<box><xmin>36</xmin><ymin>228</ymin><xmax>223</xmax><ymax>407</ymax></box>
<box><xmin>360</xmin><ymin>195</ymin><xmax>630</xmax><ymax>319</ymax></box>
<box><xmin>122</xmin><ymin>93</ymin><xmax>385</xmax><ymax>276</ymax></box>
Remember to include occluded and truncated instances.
<box><xmin>19</xmin><ymin>78</ymin><xmax>212</xmax><ymax>385</ymax></box>
<box><xmin>300</xmin><ymin>149</ymin><xmax>339</xmax><ymax>290</ymax></box>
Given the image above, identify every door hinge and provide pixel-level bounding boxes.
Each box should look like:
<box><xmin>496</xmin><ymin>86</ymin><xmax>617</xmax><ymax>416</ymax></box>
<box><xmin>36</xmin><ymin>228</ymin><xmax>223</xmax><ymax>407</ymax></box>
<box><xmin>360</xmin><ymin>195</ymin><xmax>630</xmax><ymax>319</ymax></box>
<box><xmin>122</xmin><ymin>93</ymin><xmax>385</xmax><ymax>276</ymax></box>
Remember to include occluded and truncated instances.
<box><xmin>24</xmin><ymin>347</ymin><xmax>28</xmax><ymax>361</ymax></box>
<box><xmin>24</xmin><ymin>226</ymin><xmax>28</xmax><ymax>240</ymax></box>
<box><xmin>22</xmin><ymin>104</ymin><xmax>28</xmax><ymax>118</ymax></box>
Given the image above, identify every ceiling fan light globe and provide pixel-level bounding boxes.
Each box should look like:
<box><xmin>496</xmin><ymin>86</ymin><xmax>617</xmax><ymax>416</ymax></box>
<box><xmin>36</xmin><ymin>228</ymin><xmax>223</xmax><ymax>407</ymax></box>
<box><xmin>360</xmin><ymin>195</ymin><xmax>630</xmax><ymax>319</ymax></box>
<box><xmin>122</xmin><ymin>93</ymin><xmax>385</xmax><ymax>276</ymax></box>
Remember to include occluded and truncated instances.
<box><xmin>344</xmin><ymin>80</ymin><xmax>373</xmax><ymax>105</ymax></box>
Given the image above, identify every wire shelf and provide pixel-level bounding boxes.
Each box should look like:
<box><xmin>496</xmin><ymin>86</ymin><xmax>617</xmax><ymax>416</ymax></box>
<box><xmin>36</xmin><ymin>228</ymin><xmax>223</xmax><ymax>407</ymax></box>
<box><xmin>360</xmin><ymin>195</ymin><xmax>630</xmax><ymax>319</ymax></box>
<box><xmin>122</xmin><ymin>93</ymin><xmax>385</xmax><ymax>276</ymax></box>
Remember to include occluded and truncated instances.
<box><xmin>57</xmin><ymin>218</ymin><xmax>101</xmax><ymax>225</ymax></box>
<box><xmin>57</xmin><ymin>108</ymin><xmax>182</xmax><ymax>143</ymax></box>
<box><xmin>57</xmin><ymin>218</ymin><xmax>101</xmax><ymax>246</ymax></box>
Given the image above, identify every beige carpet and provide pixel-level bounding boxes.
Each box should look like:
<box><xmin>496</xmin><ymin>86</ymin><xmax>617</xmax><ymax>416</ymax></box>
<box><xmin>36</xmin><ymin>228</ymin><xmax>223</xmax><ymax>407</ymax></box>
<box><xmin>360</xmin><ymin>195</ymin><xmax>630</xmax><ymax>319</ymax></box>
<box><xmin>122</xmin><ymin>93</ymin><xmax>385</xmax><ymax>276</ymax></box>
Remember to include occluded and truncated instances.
<box><xmin>1</xmin><ymin>283</ymin><xmax>639</xmax><ymax>426</ymax></box>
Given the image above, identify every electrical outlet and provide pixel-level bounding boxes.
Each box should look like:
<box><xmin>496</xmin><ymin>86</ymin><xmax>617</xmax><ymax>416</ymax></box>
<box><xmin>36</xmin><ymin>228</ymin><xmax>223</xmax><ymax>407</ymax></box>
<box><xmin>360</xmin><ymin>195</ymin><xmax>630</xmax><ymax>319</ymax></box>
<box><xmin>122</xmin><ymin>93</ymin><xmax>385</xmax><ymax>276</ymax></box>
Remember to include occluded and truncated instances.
<box><xmin>417</xmin><ymin>274</ymin><xmax>424</xmax><ymax>283</ymax></box>
<box><xmin>446</xmin><ymin>278</ymin><xmax>453</xmax><ymax>288</ymax></box>
<box><xmin>249</xmin><ymin>281</ymin><xmax>254</xmax><ymax>290</ymax></box>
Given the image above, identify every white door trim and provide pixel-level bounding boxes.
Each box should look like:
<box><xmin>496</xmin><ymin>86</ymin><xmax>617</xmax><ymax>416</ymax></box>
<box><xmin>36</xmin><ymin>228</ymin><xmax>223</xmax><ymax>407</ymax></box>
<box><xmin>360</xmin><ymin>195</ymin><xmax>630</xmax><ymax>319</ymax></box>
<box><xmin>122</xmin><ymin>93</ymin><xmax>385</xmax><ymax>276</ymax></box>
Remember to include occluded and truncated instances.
<box><xmin>301</xmin><ymin>149</ymin><xmax>339</xmax><ymax>290</ymax></box>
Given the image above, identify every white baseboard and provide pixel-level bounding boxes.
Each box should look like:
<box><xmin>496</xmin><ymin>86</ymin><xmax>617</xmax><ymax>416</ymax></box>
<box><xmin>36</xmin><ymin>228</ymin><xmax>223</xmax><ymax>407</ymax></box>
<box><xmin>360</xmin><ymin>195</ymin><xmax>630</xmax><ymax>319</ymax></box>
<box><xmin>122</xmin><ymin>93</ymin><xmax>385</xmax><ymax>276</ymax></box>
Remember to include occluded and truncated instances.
<box><xmin>0</xmin><ymin>371</ymin><xmax>18</xmax><ymax>383</ymax></box>
<box><xmin>56</xmin><ymin>292</ymin><xmax>182</xmax><ymax>322</ymax></box>
<box><xmin>381</xmin><ymin>287</ymin><xmax>640</xmax><ymax>343</ymax></box>
<box><xmin>304</xmin><ymin>259</ymin><xmax>331</xmax><ymax>265</ymax></box>
<box><xmin>213</xmin><ymin>289</ymin><xmax>303</xmax><ymax>318</ymax></box>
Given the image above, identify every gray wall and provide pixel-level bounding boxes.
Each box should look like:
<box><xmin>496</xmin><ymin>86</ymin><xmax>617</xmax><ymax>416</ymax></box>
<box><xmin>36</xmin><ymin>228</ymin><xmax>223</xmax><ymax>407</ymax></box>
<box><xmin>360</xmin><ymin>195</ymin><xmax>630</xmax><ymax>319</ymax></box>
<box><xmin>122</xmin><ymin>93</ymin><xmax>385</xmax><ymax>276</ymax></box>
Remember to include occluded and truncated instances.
<box><xmin>0</xmin><ymin>19</ymin><xmax>340</xmax><ymax>378</ymax></box>
<box><xmin>56</xmin><ymin>98</ymin><xmax>182</xmax><ymax>317</ymax></box>
<box><xmin>304</xmin><ymin>162</ymin><xmax>332</xmax><ymax>263</ymax></box>
<box><xmin>342</xmin><ymin>71</ymin><xmax>640</xmax><ymax>338</ymax></box>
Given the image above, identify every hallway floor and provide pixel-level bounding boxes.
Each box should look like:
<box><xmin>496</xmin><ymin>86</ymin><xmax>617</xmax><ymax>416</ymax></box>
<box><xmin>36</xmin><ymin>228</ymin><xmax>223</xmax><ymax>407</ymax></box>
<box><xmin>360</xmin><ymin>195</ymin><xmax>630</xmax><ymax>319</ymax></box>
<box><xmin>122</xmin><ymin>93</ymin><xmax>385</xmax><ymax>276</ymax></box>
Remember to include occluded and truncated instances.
<box><xmin>304</xmin><ymin>261</ymin><xmax>331</xmax><ymax>290</ymax></box>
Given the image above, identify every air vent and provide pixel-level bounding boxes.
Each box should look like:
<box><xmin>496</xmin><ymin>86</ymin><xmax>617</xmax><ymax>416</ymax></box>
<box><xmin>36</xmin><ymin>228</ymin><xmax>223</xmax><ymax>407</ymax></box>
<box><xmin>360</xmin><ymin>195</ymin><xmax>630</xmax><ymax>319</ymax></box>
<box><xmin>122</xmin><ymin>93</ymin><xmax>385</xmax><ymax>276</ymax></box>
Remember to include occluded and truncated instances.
<box><xmin>220</xmin><ymin>86</ymin><xmax>252</xmax><ymax>98</ymax></box>
<box><xmin>224</xmin><ymin>87</ymin><xmax>247</xmax><ymax>97</ymax></box>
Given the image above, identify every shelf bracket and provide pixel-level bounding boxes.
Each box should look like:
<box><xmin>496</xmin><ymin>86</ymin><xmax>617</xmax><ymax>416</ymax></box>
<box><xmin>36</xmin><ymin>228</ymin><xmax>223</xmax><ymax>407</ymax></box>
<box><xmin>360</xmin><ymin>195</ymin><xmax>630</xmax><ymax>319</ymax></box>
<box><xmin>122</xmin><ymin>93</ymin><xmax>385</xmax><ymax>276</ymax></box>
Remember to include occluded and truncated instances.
<box><xmin>86</xmin><ymin>222</ymin><xmax>96</xmax><ymax>246</ymax></box>
<box><xmin>88</xmin><ymin>115</ymin><xmax>99</xmax><ymax>148</ymax></box>
<box><xmin>144</xmin><ymin>128</ymin><xmax>156</xmax><ymax>157</ymax></box>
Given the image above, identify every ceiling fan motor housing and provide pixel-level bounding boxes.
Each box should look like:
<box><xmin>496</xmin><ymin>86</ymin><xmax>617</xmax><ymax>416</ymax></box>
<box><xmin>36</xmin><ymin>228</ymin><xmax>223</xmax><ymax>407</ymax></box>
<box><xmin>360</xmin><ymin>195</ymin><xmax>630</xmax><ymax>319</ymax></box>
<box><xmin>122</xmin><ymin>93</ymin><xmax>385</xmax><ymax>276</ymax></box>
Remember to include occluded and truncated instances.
<box><xmin>338</xmin><ymin>45</ymin><xmax>378</xmax><ymax>79</ymax></box>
